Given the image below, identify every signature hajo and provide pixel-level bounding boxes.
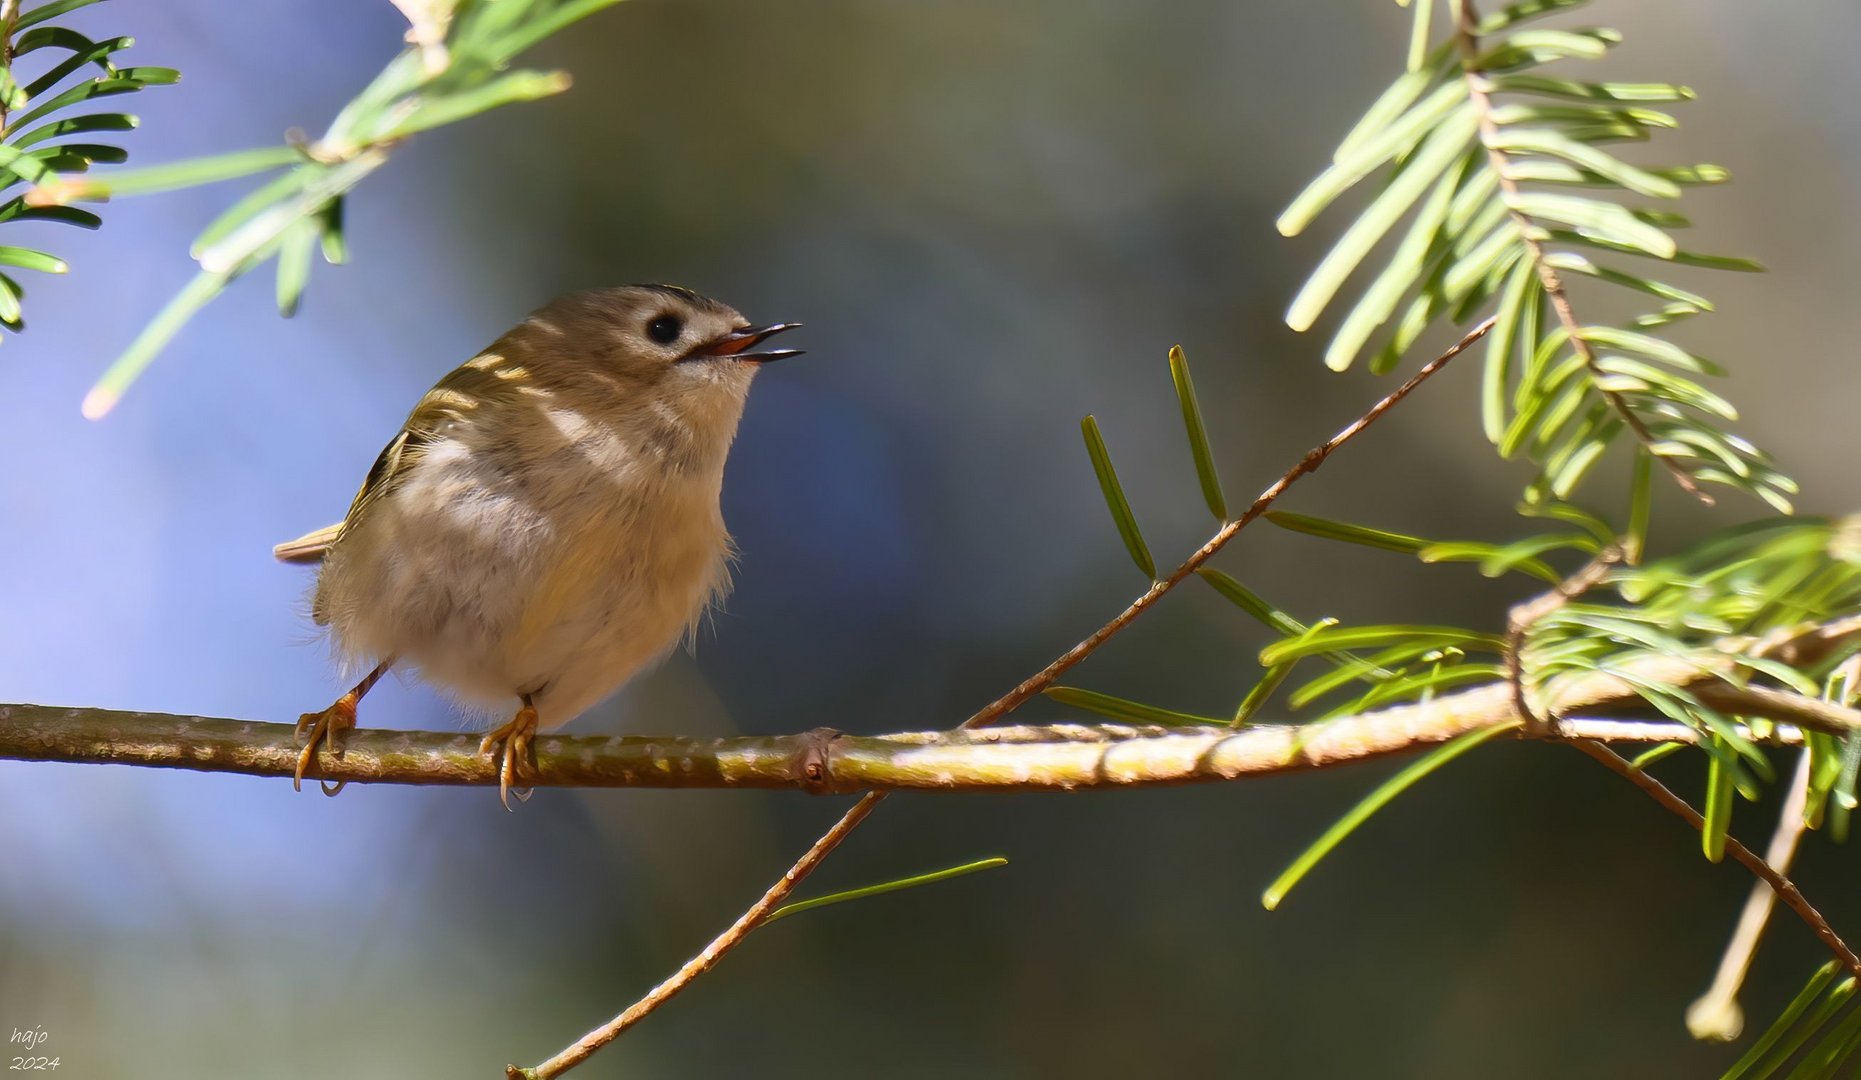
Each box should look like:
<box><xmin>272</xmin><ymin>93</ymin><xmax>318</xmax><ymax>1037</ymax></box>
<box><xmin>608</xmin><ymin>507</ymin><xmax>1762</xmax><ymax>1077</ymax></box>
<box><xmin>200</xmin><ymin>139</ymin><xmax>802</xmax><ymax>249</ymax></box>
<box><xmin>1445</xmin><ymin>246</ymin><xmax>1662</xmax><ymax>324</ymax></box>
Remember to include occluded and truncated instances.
<box><xmin>7</xmin><ymin>1027</ymin><xmax>56</xmax><ymax>1072</ymax></box>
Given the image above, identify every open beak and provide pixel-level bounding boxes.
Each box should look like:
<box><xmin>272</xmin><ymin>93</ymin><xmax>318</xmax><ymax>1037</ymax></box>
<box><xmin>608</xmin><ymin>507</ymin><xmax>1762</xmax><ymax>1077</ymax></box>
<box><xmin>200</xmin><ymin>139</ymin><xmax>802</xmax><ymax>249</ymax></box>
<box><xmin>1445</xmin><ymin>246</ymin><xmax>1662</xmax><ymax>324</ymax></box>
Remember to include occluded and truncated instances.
<box><xmin>698</xmin><ymin>322</ymin><xmax>803</xmax><ymax>363</ymax></box>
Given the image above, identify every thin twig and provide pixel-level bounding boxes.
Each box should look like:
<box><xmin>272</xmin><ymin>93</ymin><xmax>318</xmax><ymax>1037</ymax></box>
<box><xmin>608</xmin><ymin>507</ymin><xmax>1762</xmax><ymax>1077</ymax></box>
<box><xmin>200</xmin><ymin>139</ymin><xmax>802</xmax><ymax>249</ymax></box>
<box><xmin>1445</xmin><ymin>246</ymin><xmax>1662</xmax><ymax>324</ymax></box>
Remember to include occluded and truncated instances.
<box><xmin>509</xmin><ymin>792</ymin><xmax>883</xmax><ymax>1080</ymax></box>
<box><xmin>1690</xmin><ymin>684</ymin><xmax>1861</xmax><ymax>736</ymax></box>
<box><xmin>965</xmin><ymin>315</ymin><xmax>1496</xmax><ymax>729</ymax></box>
<box><xmin>1572</xmin><ymin>740</ymin><xmax>1861</xmax><ymax>977</ymax></box>
<box><xmin>1558</xmin><ymin>718</ymin><xmax>1803</xmax><ymax>748</ymax></box>
<box><xmin>511</xmin><ymin>318</ymin><xmax>1493</xmax><ymax>1077</ymax></box>
<box><xmin>1449</xmin><ymin>0</ymin><xmax>1709</xmax><ymax>502</ymax></box>
<box><xmin>1686</xmin><ymin>750</ymin><xmax>1813</xmax><ymax>1042</ymax></box>
<box><xmin>1506</xmin><ymin>545</ymin><xmax>1622</xmax><ymax>735</ymax></box>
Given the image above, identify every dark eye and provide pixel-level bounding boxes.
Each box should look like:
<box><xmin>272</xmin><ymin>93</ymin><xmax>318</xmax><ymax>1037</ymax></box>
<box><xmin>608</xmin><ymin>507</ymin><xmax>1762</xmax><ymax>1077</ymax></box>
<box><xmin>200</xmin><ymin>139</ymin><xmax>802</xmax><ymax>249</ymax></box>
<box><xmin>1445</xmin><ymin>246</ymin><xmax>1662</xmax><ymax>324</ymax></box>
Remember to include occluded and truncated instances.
<box><xmin>646</xmin><ymin>315</ymin><xmax>683</xmax><ymax>345</ymax></box>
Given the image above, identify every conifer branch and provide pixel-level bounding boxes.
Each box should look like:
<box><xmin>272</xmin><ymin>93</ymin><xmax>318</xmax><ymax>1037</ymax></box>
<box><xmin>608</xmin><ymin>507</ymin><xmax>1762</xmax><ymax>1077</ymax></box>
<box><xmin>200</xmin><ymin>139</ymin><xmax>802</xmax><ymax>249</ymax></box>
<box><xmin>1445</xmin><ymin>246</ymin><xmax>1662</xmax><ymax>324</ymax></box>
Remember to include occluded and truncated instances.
<box><xmin>1450</xmin><ymin>0</ymin><xmax>1707</xmax><ymax>501</ymax></box>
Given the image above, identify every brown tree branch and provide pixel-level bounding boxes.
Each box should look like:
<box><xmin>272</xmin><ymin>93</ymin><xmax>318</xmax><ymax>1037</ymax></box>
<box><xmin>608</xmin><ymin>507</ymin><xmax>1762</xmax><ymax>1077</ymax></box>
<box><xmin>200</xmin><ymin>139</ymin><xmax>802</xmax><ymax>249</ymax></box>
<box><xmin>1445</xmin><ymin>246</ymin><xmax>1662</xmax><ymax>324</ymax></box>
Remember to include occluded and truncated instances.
<box><xmin>1686</xmin><ymin>749</ymin><xmax>1814</xmax><ymax>1042</ymax></box>
<box><xmin>1691</xmin><ymin>683</ymin><xmax>1861</xmax><ymax>736</ymax></box>
<box><xmin>1573</xmin><ymin>740</ymin><xmax>1861</xmax><ymax>977</ymax></box>
<box><xmin>7</xmin><ymin>626</ymin><xmax>1860</xmax><ymax>791</ymax></box>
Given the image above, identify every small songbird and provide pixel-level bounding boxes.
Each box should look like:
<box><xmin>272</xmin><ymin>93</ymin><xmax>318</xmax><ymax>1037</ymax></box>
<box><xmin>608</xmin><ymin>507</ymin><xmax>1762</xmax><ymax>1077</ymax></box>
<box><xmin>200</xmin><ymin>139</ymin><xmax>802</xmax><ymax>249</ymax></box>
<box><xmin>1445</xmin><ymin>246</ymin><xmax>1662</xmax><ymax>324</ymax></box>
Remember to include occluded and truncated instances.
<box><xmin>274</xmin><ymin>285</ymin><xmax>801</xmax><ymax>806</ymax></box>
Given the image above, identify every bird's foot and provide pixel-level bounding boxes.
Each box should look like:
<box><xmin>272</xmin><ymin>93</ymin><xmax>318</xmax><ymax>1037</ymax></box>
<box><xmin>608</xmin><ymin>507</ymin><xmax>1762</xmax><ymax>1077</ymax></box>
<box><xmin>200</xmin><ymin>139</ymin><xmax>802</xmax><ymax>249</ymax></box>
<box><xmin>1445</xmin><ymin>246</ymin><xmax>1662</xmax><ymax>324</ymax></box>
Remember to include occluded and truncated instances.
<box><xmin>480</xmin><ymin>703</ymin><xmax>539</xmax><ymax>810</ymax></box>
<box><xmin>295</xmin><ymin>692</ymin><xmax>359</xmax><ymax>796</ymax></box>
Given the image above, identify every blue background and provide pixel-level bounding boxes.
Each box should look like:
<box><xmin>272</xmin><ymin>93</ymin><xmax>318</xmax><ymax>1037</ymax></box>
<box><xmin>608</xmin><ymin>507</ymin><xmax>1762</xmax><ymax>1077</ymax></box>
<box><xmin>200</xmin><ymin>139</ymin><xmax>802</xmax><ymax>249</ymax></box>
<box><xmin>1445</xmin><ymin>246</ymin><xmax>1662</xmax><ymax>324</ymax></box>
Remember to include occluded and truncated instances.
<box><xmin>3</xmin><ymin>2</ymin><xmax>1860</xmax><ymax>1076</ymax></box>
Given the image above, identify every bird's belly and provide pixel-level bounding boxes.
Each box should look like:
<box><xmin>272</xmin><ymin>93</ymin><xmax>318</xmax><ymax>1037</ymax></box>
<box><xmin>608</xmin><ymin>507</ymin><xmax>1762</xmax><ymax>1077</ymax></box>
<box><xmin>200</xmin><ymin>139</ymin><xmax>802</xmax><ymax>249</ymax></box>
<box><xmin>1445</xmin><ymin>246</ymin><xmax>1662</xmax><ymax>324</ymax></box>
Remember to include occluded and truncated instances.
<box><xmin>320</xmin><ymin>446</ymin><xmax>728</xmax><ymax>727</ymax></box>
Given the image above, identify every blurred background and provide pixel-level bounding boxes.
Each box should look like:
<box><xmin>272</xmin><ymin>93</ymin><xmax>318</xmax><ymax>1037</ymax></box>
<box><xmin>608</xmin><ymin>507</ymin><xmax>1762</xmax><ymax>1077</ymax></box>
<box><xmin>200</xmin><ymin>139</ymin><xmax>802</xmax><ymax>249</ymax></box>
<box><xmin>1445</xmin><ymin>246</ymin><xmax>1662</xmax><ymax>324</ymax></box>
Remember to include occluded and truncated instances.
<box><xmin>2</xmin><ymin>2</ymin><xmax>1859</xmax><ymax>1076</ymax></box>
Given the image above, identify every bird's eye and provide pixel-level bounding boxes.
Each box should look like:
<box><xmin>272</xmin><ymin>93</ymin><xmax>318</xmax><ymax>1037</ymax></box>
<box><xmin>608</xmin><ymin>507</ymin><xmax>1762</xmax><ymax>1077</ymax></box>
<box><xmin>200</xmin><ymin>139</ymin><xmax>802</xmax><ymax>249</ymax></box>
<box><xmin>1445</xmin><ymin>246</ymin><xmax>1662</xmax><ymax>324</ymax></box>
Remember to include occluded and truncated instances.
<box><xmin>646</xmin><ymin>315</ymin><xmax>683</xmax><ymax>345</ymax></box>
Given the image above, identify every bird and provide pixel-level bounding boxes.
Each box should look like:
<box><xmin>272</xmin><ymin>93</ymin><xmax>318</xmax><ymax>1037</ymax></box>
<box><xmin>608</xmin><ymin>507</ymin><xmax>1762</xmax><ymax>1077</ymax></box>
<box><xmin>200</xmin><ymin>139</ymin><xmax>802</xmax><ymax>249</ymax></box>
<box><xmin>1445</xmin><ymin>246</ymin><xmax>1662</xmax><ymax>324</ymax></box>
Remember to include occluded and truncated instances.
<box><xmin>274</xmin><ymin>284</ymin><xmax>801</xmax><ymax>806</ymax></box>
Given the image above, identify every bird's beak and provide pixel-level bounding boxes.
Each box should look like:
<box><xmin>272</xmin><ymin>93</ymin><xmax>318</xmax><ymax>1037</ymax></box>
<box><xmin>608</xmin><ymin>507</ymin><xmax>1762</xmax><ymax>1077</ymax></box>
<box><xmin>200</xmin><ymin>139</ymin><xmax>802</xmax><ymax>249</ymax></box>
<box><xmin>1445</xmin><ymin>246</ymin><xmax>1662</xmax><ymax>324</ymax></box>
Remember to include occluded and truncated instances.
<box><xmin>698</xmin><ymin>322</ymin><xmax>804</xmax><ymax>363</ymax></box>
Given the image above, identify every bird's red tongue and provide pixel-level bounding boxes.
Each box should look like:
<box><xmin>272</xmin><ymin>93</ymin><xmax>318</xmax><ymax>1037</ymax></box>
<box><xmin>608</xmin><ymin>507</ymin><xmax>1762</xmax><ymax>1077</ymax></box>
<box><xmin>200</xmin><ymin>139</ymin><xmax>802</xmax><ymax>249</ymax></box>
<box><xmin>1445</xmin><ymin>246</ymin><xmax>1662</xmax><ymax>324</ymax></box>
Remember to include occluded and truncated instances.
<box><xmin>699</xmin><ymin>322</ymin><xmax>804</xmax><ymax>362</ymax></box>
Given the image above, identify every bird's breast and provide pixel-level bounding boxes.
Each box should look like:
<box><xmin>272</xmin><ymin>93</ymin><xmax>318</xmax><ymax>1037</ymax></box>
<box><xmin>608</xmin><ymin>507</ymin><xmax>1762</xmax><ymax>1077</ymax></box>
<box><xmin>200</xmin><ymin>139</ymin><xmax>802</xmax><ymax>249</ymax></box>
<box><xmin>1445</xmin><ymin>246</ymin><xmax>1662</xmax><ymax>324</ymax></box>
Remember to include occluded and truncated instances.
<box><xmin>496</xmin><ymin>429</ymin><xmax>732</xmax><ymax>676</ymax></box>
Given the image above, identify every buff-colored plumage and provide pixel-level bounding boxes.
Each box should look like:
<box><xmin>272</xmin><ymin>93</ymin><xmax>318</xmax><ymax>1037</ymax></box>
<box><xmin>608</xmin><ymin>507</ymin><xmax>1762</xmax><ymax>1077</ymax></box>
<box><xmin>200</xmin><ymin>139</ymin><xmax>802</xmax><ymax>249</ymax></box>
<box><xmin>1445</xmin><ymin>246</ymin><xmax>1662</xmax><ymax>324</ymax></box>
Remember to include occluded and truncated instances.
<box><xmin>278</xmin><ymin>285</ymin><xmax>800</xmax><ymax>803</ymax></box>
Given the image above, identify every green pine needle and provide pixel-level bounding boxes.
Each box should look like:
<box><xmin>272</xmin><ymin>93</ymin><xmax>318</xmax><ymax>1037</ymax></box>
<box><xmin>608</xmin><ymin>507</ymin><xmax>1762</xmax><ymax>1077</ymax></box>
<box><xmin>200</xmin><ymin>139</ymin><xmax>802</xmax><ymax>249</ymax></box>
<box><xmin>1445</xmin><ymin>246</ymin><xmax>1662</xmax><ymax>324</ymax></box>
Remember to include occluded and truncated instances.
<box><xmin>1276</xmin><ymin>9</ymin><xmax>1791</xmax><ymax>508</ymax></box>
<box><xmin>1167</xmin><ymin>345</ymin><xmax>1228</xmax><ymax>522</ymax></box>
<box><xmin>766</xmin><ymin>857</ymin><xmax>1010</xmax><ymax>925</ymax></box>
<box><xmin>1080</xmin><ymin>415</ymin><xmax>1157</xmax><ymax>580</ymax></box>
<box><xmin>1265</xmin><ymin>510</ymin><xmax>1430</xmax><ymax>554</ymax></box>
<box><xmin>1044</xmin><ymin>686</ymin><xmax>1225</xmax><ymax>728</ymax></box>
<box><xmin>1627</xmin><ymin>742</ymin><xmax>1686</xmax><ymax>771</ymax></box>
<box><xmin>1262</xmin><ymin>722</ymin><xmax>1518</xmax><ymax>910</ymax></box>
<box><xmin>1703</xmin><ymin>740</ymin><xmax>1735</xmax><ymax>862</ymax></box>
<box><xmin>1233</xmin><ymin>661</ymin><xmax>1296</xmax><ymax>727</ymax></box>
<box><xmin>1197</xmin><ymin>569</ymin><xmax>1309</xmax><ymax>636</ymax></box>
<box><xmin>1719</xmin><ymin>963</ymin><xmax>1842</xmax><ymax>1080</ymax></box>
<box><xmin>1726</xmin><ymin>977</ymin><xmax>1858</xmax><ymax>1080</ymax></box>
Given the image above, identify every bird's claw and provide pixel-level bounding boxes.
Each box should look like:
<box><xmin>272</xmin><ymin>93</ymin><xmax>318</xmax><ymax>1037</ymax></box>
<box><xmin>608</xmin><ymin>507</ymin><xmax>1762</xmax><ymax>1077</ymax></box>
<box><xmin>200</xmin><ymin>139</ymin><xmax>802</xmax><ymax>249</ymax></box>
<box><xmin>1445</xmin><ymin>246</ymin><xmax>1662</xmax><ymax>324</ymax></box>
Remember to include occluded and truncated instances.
<box><xmin>480</xmin><ymin>703</ymin><xmax>539</xmax><ymax>810</ymax></box>
<box><xmin>294</xmin><ymin>692</ymin><xmax>358</xmax><ymax>796</ymax></box>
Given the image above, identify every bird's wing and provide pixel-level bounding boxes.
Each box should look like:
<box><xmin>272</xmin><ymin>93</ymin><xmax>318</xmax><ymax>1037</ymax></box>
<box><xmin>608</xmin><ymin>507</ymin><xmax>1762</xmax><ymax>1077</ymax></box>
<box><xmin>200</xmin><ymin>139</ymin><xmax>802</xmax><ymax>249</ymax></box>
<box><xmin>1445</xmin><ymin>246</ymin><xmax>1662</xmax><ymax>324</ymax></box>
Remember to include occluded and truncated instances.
<box><xmin>270</xmin><ymin>424</ymin><xmax>430</xmax><ymax>565</ymax></box>
<box><xmin>270</xmin><ymin>354</ymin><xmax>522</xmax><ymax>564</ymax></box>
